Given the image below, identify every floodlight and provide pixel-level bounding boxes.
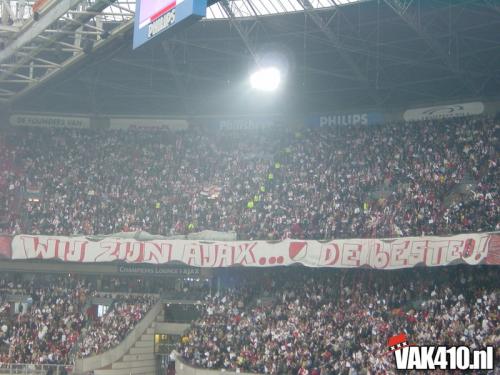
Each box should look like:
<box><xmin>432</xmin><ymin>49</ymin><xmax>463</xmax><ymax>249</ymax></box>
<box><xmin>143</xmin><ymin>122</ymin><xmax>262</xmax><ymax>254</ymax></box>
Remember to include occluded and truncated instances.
<box><xmin>250</xmin><ymin>67</ymin><xmax>281</xmax><ymax>91</ymax></box>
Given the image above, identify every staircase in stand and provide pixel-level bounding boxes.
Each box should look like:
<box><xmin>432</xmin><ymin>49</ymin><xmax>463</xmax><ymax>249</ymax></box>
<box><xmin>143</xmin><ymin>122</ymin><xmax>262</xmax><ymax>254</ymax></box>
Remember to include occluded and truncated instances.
<box><xmin>443</xmin><ymin>171</ymin><xmax>475</xmax><ymax>208</ymax></box>
<box><xmin>92</xmin><ymin>314</ymin><xmax>163</xmax><ymax>375</ymax></box>
<box><xmin>93</xmin><ymin>325</ymin><xmax>157</xmax><ymax>375</ymax></box>
<box><xmin>75</xmin><ymin>302</ymin><xmax>163</xmax><ymax>375</ymax></box>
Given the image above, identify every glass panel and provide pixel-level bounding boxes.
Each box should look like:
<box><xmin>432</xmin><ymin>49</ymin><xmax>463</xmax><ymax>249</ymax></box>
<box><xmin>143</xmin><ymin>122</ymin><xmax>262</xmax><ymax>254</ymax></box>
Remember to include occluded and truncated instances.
<box><xmin>205</xmin><ymin>0</ymin><xmax>364</xmax><ymax>19</ymax></box>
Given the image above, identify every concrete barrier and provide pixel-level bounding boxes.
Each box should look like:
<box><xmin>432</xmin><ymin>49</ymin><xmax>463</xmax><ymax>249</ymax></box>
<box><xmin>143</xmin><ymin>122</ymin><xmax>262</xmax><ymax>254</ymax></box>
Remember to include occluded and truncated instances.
<box><xmin>154</xmin><ymin>322</ymin><xmax>190</xmax><ymax>335</ymax></box>
<box><xmin>175</xmin><ymin>353</ymin><xmax>257</xmax><ymax>375</ymax></box>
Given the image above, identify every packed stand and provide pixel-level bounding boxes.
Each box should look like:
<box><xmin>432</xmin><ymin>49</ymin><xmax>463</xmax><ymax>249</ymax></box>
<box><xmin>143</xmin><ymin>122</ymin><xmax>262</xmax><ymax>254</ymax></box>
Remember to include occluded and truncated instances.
<box><xmin>179</xmin><ymin>266</ymin><xmax>500</xmax><ymax>374</ymax></box>
<box><xmin>0</xmin><ymin>135</ymin><xmax>22</xmax><ymax>232</ymax></box>
<box><xmin>0</xmin><ymin>116</ymin><xmax>497</xmax><ymax>239</ymax></box>
<box><xmin>0</xmin><ymin>275</ymin><xmax>158</xmax><ymax>365</ymax></box>
<box><xmin>0</xmin><ymin>276</ymin><xmax>88</xmax><ymax>365</ymax></box>
<box><xmin>79</xmin><ymin>295</ymin><xmax>156</xmax><ymax>357</ymax></box>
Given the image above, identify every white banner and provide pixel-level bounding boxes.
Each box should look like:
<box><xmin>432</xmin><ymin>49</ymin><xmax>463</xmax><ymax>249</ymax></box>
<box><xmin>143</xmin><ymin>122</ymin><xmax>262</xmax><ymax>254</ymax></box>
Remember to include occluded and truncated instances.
<box><xmin>9</xmin><ymin>232</ymin><xmax>499</xmax><ymax>269</ymax></box>
<box><xmin>109</xmin><ymin>118</ymin><xmax>189</xmax><ymax>131</ymax></box>
<box><xmin>403</xmin><ymin>102</ymin><xmax>484</xmax><ymax>122</ymax></box>
<box><xmin>219</xmin><ymin>118</ymin><xmax>277</xmax><ymax>131</ymax></box>
<box><xmin>10</xmin><ymin>114</ymin><xmax>90</xmax><ymax>129</ymax></box>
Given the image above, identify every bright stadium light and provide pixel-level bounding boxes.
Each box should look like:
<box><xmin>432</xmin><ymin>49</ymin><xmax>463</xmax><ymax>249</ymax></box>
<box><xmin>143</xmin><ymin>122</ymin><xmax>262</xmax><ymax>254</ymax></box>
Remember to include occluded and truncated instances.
<box><xmin>250</xmin><ymin>67</ymin><xmax>281</xmax><ymax>91</ymax></box>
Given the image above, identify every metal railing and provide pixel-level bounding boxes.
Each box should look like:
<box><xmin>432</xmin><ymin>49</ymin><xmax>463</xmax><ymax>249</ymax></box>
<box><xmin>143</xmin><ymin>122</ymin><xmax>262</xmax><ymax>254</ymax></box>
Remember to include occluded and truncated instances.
<box><xmin>0</xmin><ymin>363</ymin><xmax>74</xmax><ymax>375</ymax></box>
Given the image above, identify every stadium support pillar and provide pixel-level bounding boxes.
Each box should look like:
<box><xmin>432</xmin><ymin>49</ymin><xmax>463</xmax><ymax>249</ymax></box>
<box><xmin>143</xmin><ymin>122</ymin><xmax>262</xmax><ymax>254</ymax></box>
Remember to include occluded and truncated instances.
<box><xmin>219</xmin><ymin>0</ymin><xmax>258</xmax><ymax>60</ymax></box>
<box><xmin>16</xmin><ymin>0</ymin><xmax>27</xmax><ymax>23</ymax></box>
<box><xmin>0</xmin><ymin>0</ymin><xmax>83</xmax><ymax>63</ymax></box>
<box><xmin>74</xmin><ymin>25</ymin><xmax>83</xmax><ymax>56</ymax></box>
<box><xmin>1</xmin><ymin>0</ymin><xmax>12</xmax><ymax>24</ymax></box>
<box><xmin>95</xmin><ymin>14</ymin><xmax>103</xmax><ymax>40</ymax></box>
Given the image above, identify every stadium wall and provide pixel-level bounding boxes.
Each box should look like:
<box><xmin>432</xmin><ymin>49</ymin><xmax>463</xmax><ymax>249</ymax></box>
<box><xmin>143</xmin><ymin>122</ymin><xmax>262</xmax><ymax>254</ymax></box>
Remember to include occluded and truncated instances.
<box><xmin>4</xmin><ymin>98</ymin><xmax>500</xmax><ymax>131</ymax></box>
<box><xmin>175</xmin><ymin>356</ymin><xmax>255</xmax><ymax>375</ymax></box>
<box><xmin>0</xmin><ymin>259</ymin><xmax>118</xmax><ymax>274</ymax></box>
<box><xmin>0</xmin><ymin>259</ymin><xmax>212</xmax><ymax>277</ymax></box>
<box><xmin>155</xmin><ymin>322</ymin><xmax>191</xmax><ymax>335</ymax></box>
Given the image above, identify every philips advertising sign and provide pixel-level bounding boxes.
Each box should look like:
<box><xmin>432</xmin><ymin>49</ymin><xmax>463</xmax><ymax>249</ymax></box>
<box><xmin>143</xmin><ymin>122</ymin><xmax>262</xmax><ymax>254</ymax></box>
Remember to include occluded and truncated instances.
<box><xmin>307</xmin><ymin>112</ymin><xmax>384</xmax><ymax>127</ymax></box>
<box><xmin>133</xmin><ymin>0</ymin><xmax>207</xmax><ymax>49</ymax></box>
<box><xmin>190</xmin><ymin>116</ymin><xmax>281</xmax><ymax>131</ymax></box>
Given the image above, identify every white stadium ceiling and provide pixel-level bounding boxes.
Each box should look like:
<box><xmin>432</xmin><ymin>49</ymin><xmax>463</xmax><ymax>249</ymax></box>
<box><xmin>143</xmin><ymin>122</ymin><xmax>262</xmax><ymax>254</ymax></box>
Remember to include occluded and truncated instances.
<box><xmin>0</xmin><ymin>0</ymin><xmax>364</xmax><ymax>23</ymax></box>
<box><xmin>0</xmin><ymin>0</ymin><xmax>365</xmax><ymax>102</ymax></box>
<box><xmin>2</xmin><ymin>0</ymin><xmax>500</xmax><ymax>115</ymax></box>
<box><xmin>206</xmin><ymin>0</ymin><xmax>363</xmax><ymax>19</ymax></box>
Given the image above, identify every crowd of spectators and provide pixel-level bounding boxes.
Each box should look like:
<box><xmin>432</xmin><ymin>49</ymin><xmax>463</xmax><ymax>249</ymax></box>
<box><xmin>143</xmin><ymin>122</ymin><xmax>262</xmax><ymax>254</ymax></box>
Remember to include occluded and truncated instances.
<box><xmin>0</xmin><ymin>275</ymin><xmax>157</xmax><ymax>365</ymax></box>
<box><xmin>0</xmin><ymin>116</ymin><xmax>498</xmax><ymax>373</ymax></box>
<box><xmin>0</xmin><ymin>135</ymin><xmax>21</xmax><ymax>230</ymax></box>
<box><xmin>0</xmin><ymin>277</ymin><xmax>88</xmax><ymax>365</ymax></box>
<box><xmin>78</xmin><ymin>295</ymin><xmax>156</xmax><ymax>358</ymax></box>
<box><xmin>0</xmin><ymin>115</ymin><xmax>497</xmax><ymax>239</ymax></box>
<box><xmin>179</xmin><ymin>266</ymin><xmax>500</xmax><ymax>374</ymax></box>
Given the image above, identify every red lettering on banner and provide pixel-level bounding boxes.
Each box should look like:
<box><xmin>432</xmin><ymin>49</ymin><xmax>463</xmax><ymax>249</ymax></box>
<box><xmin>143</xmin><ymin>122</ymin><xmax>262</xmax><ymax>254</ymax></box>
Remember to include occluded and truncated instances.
<box><xmin>50</xmin><ymin>239</ymin><xmax>65</xmax><ymax>259</ymax></box>
<box><xmin>390</xmin><ymin>241</ymin><xmax>410</xmax><ymax>267</ymax></box>
<box><xmin>234</xmin><ymin>242</ymin><xmax>257</xmax><ymax>265</ymax></box>
<box><xmin>184</xmin><ymin>244</ymin><xmax>202</xmax><ymax>266</ymax></box>
<box><xmin>408</xmin><ymin>240</ymin><xmax>426</xmax><ymax>266</ymax></box>
<box><xmin>94</xmin><ymin>240</ymin><xmax>120</xmax><ymax>262</ymax></box>
<box><xmin>110</xmin><ymin>241</ymin><xmax>122</xmax><ymax>259</ymax></box>
<box><xmin>446</xmin><ymin>240</ymin><xmax>463</xmax><ymax>263</ymax></box>
<box><xmin>466</xmin><ymin>235</ymin><xmax>489</xmax><ymax>263</ymax></box>
<box><xmin>21</xmin><ymin>236</ymin><xmax>55</xmax><ymax>259</ymax></box>
<box><xmin>409</xmin><ymin>240</ymin><xmax>429</xmax><ymax>265</ymax></box>
<box><xmin>371</xmin><ymin>242</ymin><xmax>390</xmax><ymax>269</ymax></box>
<box><xmin>11</xmin><ymin>233</ymin><xmax>494</xmax><ymax>268</ymax></box>
<box><xmin>216</xmin><ymin>244</ymin><xmax>232</xmax><ymax>267</ymax></box>
<box><xmin>59</xmin><ymin>239</ymin><xmax>87</xmax><ymax>262</ymax></box>
<box><xmin>144</xmin><ymin>242</ymin><xmax>173</xmax><ymax>264</ymax></box>
<box><xmin>199</xmin><ymin>244</ymin><xmax>212</xmax><ymax>266</ymax></box>
<box><xmin>185</xmin><ymin>242</ymin><xmax>257</xmax><ymax>267</ymax></box>
<box><xmin>426</xmin><ymin>240</ymin><xmax>449</xmax><ymax>266</ymax></box>
<box><xmin>125</xmin><ymin>242</ymin><xmax>144</xmax><ymax>263</ymax></box>
<box><xmin>341</xmin><ymin>243</ymin><xmax>362</xmax><ymax>267</ymax></box>
<box><xmin>20</xmin><ymin>236</ymin><xmax>87</xmax><ymax>261</ymax></box>
<box><xmin>462</xmin><ymin>238</ymin><xmax>475</xmax><ymax>259</ymax></box>
<box><xmin>318</xmin><ymin>243</ymin><xmax>340</xmax><ymax>266</ymax></box>
<box><xmin>52</xmin><ymin>239</ymin><xmax>63</xmax><ymax>259</ymax></box>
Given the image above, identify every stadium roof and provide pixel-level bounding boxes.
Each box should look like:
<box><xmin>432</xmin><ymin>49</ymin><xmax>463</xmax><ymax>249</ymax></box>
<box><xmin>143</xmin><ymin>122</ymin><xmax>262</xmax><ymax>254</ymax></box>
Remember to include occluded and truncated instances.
<box><xmin>1</xmin><ymin>0</ymin><xmax>500</xmax><ymax>116</ymax></box>
<box><xmin>206</xmin><ymin>0</ymin><xmax>365</xmax><ymax>19</ymax></box>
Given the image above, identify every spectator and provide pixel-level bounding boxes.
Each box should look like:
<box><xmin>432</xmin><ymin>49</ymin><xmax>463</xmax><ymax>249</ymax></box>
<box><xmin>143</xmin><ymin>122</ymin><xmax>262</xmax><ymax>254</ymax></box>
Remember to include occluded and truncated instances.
<box><xmin>0</xmin><ymin>278</ymin><xmax>88</xmax><ymax>364</ymax></box>
<box><xmin>0</xmin><ymin>116</ymin><xmax>497</xmax><ymax>240</ymax></box>
<box><xmin>0</xmin><ymin>276</ymin><xmax>157</xmax><ymax>364</ymax></box>
<box><xmin>79</xmin><ymin>295</ymin><xmax>156</xmax><ymax>357</ymax></box>
<box><xmin>179</xmin><ymin>266</ymin><xmax>499</xmax><ymax>374</ymax></box>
